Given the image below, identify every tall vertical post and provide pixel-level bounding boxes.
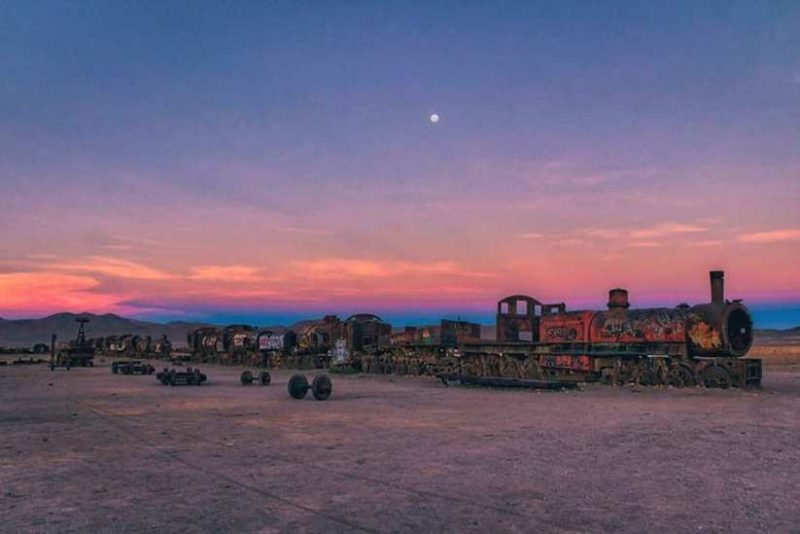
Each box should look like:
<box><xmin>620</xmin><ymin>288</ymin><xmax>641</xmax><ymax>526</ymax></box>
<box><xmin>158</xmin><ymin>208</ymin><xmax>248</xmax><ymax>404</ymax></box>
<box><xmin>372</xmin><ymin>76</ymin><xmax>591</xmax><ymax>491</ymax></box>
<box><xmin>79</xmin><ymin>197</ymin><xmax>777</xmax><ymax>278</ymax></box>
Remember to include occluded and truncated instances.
<box><xmin>710</xmin><ymin>270</ymin><xmax>725</xmax><ymax>304</ymax></box>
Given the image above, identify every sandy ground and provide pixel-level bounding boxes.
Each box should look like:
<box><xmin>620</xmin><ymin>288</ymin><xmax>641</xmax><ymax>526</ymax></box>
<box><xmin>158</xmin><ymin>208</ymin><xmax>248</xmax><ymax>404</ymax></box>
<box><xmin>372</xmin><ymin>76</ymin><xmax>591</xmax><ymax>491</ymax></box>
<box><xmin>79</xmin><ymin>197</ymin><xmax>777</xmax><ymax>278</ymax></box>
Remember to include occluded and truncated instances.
<box><xmin>2</xmin><ymin>357</ymin><xmax>800</xmax><ymax>533</ymax></box>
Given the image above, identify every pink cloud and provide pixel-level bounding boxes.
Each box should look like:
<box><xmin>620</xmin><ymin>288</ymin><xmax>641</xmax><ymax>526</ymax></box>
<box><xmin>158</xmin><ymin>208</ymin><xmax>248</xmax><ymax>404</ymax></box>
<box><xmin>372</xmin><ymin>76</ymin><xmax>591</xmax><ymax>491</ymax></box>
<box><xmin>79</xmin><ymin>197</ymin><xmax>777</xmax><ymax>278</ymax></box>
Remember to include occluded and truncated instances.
<box><xmin>291</xmin><ymin>259</ymin><xmax>481</xmax><ymax>280</ymax></box>
<box><xmin>738</xmin><ymin>229</ymin><xmax>800</xmax><ymax>243</ymax></box>
<box><xmin>54</xmin><ymin>256</ymin><xmax>175</xmax><ymax>280</ymax></box>
<box><xmin>628</xmin><ymin>223</ymin><xmax>707</xmax><ymax>239</ymax></box>
<box><xmin>188</xmin><ymin>265</ymin><xmax>265</xmax><ymax>282</ymax></box>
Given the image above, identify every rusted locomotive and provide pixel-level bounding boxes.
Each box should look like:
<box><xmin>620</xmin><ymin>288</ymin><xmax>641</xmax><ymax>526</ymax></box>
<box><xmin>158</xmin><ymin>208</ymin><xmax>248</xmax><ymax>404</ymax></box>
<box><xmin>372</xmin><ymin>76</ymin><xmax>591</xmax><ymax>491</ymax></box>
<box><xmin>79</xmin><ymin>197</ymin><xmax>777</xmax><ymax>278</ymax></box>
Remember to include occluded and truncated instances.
<box><xmin>360</xmin><ymin>271</ymin><xmax>759</xmax><ymax>388</ymax></box>
<box><xmin>448</xmin><ymin>271</ymin><xmax>759</xmax><ymax>388</ymax></box>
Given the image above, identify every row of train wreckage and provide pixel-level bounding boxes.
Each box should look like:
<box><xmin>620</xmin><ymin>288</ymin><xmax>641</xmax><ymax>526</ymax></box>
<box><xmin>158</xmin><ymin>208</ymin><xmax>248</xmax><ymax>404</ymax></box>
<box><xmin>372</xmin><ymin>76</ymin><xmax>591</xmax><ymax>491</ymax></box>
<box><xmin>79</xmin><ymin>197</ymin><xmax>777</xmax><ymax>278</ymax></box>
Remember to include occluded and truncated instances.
<box><xmin>183</xmin><ymin>314</ymin><xmax>481</xmax><ymax>370</ymax></box>
<box><xmin>197</xmin><ymin>272</ymin><xmax>760</xmax><ymax>388</ymax></box>
<box><xmin>177</xmin><ymin>271</ymin><xmax>763</xmax><ymax>389</ymax></box>
<box><xmin>53</xmin><ymin>271</ymin><xmax>763</xmax><ymax>389</ymax></box>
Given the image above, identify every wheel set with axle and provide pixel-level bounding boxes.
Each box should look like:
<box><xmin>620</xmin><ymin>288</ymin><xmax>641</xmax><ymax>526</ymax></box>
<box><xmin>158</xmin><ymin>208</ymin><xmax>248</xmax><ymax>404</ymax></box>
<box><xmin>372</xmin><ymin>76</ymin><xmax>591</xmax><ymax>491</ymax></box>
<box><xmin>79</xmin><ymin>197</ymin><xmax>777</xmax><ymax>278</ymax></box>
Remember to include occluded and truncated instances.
<box><xmin>239</xmin><ymin>370</ymin><xmax>332</xmax><ymax>400</ymax></box>
<box><xmin>287</xmin><ymin>374</ymin><xmax>333</xmax><ymax>401</ymax></box>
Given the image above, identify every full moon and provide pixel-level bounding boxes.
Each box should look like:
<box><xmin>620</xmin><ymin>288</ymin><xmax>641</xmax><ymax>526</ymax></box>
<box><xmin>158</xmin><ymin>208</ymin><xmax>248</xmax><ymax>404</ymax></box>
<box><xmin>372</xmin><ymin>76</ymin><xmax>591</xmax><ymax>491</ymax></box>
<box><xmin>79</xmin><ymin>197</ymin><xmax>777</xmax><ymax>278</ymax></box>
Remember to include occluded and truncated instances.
<box><xmin>429</xmin><ymin>113</ymin><xmax>440</xmax><ymax>123</ymax></box>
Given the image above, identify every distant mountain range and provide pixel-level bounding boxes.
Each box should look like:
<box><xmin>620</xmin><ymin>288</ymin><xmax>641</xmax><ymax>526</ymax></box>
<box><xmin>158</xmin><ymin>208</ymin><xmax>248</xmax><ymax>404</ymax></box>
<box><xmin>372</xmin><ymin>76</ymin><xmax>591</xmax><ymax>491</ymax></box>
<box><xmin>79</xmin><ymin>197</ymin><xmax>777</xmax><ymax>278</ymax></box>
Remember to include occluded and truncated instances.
<box><xmin>753</xmin><ymin>326</ymin><xmax>800</xmax><ymax>345</ymax></box>
<box><xmin>0</xmin><ymin>313</ymin><xmax>214</xmax><ymax>348</ymax></box>
<box><xmin>0</xmin><ymin>312</ymin><xmax>797</xmax><ymax>348</ymax></box>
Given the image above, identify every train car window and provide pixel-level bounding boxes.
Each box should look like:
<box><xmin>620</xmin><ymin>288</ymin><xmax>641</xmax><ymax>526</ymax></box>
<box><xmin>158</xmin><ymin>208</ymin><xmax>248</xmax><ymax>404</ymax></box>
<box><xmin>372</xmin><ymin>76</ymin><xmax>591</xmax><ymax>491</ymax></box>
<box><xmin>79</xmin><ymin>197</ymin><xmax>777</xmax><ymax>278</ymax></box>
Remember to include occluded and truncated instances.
<box><xmin>517</xmin><ymin>300</ymin><xmax>528</xmax><ymax>315</ymax></box>
<box><xmin>500</xmin><ymin>302</ymin><xmax>509</xmax><ymax>314</ymax></box>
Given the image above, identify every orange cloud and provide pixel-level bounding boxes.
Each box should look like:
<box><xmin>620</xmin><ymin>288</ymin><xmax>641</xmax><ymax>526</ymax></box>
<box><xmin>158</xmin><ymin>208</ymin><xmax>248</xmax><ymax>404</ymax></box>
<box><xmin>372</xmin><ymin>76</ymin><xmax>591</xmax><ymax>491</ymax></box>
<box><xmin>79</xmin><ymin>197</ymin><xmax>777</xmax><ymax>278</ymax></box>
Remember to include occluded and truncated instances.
<box><xmin>55</xmin><ymin>257</ymin><xmax>174</xmax><ymax>280</ymax></box>
<box><xmin>522</xmin><ymin>223</ymin><xmax>707</xmax><ymax>247</ymax></box>
<box><xmin>628</xmin><ymin>223</ymin><xmax>707</xmax><ymax>239</ymax></box>
<box><xmin>0</xmin><ymin>272</ymin><xmax>120</xmax><ymax>313</ymax></box>
<box><xmin>188</xmin><ymin>265</ymin><xmax>264</xmax><ymax>282</ymax></box>
<box><xmin>292</xmin><ymin>259</ymin><xmax>470</xmax><ymax>279</ymax></box>
<box><xmin>738</xmin><ymin>229</ymin><xmax>800</xmax><ymax>243</ymax></box>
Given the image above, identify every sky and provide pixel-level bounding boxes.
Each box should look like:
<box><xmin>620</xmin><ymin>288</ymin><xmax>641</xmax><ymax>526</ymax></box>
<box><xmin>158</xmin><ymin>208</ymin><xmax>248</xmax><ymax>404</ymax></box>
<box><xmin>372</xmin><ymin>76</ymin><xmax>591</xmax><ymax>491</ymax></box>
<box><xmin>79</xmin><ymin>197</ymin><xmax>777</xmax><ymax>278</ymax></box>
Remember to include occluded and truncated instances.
<box><xmin>1</xmin><ymin>1</ymin><xmax>799</xmax><ymax>328</ymax></box>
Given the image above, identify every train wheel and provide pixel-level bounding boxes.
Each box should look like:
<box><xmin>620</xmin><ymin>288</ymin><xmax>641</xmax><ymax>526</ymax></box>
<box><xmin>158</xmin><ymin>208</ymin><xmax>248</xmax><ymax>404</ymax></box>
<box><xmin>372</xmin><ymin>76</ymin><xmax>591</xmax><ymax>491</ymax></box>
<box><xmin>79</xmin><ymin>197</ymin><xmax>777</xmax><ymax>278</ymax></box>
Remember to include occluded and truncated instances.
<box><xmin>259</xmin><ymin>371</ymin><xmax>271</xmax><ymax>386</ymax></box>
<box><xmin>240</xmin><ymin>371</ymin><xmax>254</xmax><ymax>385</ymax></box>
<box><xmin>668</xmin><ymin>364</ymin><xmax>696</xmax><ymax>388</ymax></box>
<box><xmin>288</xmin><ymin>374</ymin><xmax>309</xmax><ymax>399</ymax></box>
<box><xmin>701</xmin><ymin>366</ymin><xmax>732</xmax><ymax>389</ymax></box>
<box><xmin>311</xmin><ymin>374</ymin><xmax>332</xmax><ymax>400</ymax></box>
<box><xmin>615</xmin><ymin>361</ymin><xmax>633</xmax><ymax>386</ymax></box>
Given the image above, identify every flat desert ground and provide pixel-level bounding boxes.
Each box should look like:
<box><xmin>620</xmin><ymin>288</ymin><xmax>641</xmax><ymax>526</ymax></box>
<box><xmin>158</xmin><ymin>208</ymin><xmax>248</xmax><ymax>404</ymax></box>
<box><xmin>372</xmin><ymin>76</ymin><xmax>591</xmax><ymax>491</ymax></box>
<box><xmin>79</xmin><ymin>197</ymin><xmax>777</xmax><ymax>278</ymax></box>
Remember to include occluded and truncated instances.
<box><xmin>2</xmin><ymin>348</ymin><xmax>800</xmax><ymax>533</ymax></box>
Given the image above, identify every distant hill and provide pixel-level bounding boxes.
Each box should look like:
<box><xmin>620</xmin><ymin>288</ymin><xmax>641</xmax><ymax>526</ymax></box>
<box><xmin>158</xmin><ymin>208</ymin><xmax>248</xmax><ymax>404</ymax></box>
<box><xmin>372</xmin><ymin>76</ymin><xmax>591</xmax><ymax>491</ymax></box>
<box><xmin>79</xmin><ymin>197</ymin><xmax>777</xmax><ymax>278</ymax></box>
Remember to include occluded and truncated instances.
<box><xmin>0</xmin><ymin>313</ymin><xmax>213</xmax><ymax>348</ymax></box>
<box><xmin>754</xmin><ymin>327</ymin><xmax>800</xmax><ymax>346</ymax></box>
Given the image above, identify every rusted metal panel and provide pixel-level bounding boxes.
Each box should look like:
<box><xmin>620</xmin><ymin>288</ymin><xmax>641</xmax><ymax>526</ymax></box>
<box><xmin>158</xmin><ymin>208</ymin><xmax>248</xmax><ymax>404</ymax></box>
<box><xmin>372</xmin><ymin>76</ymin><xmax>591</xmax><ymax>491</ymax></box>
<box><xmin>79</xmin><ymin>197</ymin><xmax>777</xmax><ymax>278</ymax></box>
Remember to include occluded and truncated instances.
<box><xmin>540</xmin><ymin>311</ymin><xmax>594</xmax><ymax>343</ymax></box>
<box><xmin>440</xmin><ymin>320</ymin><xmax>481</xmax><ymax>346</ymax></box>
<box><xmin>391</xmin><ymin>327</ymin><xmax>418</xmax><ymax>345</ymax></box>
<box><xmin>538</xmin><ymin>354</ymin><xmax>592</xmax><ymax>372</ymax></box>
<box><xmin>589</xmin><ymin>309</ymin><xmax>687</xmax><ymax>344</ymax></box>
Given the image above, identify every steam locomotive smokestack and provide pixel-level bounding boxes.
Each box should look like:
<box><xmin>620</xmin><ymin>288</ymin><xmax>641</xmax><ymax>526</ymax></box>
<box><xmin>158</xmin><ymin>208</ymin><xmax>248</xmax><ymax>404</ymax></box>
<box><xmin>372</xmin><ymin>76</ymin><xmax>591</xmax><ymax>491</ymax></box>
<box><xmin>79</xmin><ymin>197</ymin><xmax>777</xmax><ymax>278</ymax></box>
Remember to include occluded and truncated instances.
<box><xmin>710</xmin><ymin>270</ymin><xmax>725</xmax><ymax>304</ymax></box>
<box><xmin>607</xmin><ymin>288</ymin><xmax>630</xmax><ymax>309</ymax></box>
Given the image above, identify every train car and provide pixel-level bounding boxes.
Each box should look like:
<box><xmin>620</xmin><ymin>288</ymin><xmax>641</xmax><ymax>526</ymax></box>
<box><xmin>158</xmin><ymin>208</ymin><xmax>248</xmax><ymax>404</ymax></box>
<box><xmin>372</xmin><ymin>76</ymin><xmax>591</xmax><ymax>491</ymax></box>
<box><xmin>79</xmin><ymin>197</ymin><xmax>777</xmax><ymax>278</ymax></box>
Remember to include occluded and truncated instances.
<box><xmin>150</xmin><ymin>335</ymin><xmax>172</xmax><ymax>359</ymax></box>
<box><xmin>222</xmin><ymin>325</ymin><xmax>256</xmax><ymax>352</ymax></box>
<box><xmin>257</xmin><ymin>330</ymin><xmax>297</xmax><ymax>352</ymax></box>
<box><xmin>297</xmin><ymin>315</ymin><xmax>346</xmax><ymax>353</ymax></box>
<box><xmin>392</xmin><ymin>320</ymin><xmax>482</xmax><ymax>347</ymax></box>
<box><xmin>187</xmin><ymin>327</ymin><xmax>223</xmax><ymax>360</ymax></box>
<box><xmin>345</xmin><ymin>314</ymin><xmax>391</xmax><ymax>352</ymax></box>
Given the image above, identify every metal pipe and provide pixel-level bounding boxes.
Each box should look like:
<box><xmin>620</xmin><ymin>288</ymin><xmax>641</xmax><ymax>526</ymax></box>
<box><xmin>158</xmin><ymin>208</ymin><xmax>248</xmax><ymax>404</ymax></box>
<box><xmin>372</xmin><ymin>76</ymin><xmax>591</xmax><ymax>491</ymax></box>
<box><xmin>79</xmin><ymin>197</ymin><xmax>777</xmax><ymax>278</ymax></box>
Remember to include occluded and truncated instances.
<box><xmin>710</xmin><ymin>270</ymin><xmax>725</xmax><ymax>304</ymax></box>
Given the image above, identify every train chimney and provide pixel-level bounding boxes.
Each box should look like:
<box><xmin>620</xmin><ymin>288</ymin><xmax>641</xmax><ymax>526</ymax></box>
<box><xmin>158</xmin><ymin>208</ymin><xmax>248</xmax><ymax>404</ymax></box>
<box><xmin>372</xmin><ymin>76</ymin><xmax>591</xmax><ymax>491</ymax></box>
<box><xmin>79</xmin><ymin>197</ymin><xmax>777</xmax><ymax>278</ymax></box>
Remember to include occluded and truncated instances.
<box><xmin>607</xmin><ymin>288</ymin><xmax>630</xmax><ymax>309</ymax></box>
<box><xmin>710</xmin><ymin>270</ymin><xmax>725</xmax><ymax>304</ymax></box>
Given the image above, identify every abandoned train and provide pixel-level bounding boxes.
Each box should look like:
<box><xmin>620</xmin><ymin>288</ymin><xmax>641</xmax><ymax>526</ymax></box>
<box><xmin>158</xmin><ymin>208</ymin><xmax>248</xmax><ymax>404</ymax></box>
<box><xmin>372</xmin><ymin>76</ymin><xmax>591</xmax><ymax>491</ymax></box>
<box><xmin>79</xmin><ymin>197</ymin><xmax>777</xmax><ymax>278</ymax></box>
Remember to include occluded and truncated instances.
<box><xmin>141</xmin><ymin>270</ymin><xmax>761</xmax><ymax>388</ymax></box>
<box><xmin>356</xmin><ymin>270</ymin><xmax>757</xmax><ymax>388</ymax></box>
<box><xmin>442</xmin><ymin>270</ymin><xmax>759</xmax><ymax>388</ymax></box>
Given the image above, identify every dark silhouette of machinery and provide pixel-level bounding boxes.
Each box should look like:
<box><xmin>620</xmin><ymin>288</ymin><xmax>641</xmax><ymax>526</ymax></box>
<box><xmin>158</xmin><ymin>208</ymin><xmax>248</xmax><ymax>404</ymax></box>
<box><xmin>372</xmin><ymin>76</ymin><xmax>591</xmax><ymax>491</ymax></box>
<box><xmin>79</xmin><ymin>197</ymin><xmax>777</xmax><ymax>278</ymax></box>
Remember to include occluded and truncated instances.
<box><xmin>50</xmin><ymin>318</ymin><xmax>95</xmax><ymax>370</ymax></box>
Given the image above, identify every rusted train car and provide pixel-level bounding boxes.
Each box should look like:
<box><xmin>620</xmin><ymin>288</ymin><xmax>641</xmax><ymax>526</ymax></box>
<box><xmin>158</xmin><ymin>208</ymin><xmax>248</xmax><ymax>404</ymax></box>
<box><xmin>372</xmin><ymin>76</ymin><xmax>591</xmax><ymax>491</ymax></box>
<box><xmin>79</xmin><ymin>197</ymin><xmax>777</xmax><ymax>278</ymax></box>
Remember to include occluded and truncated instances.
<box><xmin>186</xmin><ymin>325</ymin><xmax>258</xmax><ymax>364</ymax></box>
<box><xmin>96</xmin><ymin>334</ymin><xmax>172</xmax><ymax>359</ymax></box>
<box><xmin>453</xmin><ymin>271</ymin><xmax>759</xmax><ymax>388</ymax></box>
<box><xmin>391</xmin><ymin>320</ymin><xmax>482</xmax><ymax>347</ymax></box>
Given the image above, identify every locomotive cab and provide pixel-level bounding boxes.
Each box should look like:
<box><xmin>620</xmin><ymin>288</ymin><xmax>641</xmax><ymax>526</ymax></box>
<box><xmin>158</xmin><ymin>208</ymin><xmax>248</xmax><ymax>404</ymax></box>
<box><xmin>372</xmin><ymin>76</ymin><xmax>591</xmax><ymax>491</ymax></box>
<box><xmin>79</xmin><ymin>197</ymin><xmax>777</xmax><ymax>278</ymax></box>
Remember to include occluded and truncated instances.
<box><xmin>496</xmin><ymin>295</ymin><xmax>542</xmax><ymax>342</ymax></box>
